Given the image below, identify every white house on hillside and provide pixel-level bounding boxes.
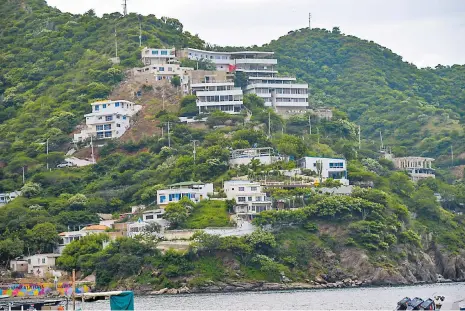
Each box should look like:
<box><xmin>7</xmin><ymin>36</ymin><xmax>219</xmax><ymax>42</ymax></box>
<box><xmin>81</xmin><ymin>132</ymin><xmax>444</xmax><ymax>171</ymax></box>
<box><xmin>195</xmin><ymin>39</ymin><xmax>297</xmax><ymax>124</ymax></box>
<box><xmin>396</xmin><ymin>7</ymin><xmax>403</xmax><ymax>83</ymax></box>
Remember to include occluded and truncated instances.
<box><xmin>22</xmin><ymin>254</ymin><xmax>60</xmax><ymax>277</ymax></box>
<box><xmin>229</xmin><ymin>147</ymin><xmax>286</xmax><ymax>167</ymax></box>
<box><xmin>191</xmin><ymin>82</ymin><xmax>244</xmax><ymax>114</ymax></box>
<box><xmin>392</xmin><ymin>156</ymin><xmax>435</xmax><ymax>182</ymax></box>
<box><xmin>298</xmin><ymin>157</ymin><xmax>349</xmax><ymax>185</ymax></box>
<box><xmin>224</xmin><ymin>180</ymin><xmax>272</xmax><ymax>220</ymax></box>
<box><xmin>73</xmin><ymin>100</ymin><xmax>142</xmax><ymax>142</ymax></box>
<box><xmin>157</xmin><ymin>181</ymin><xmax>214</xmax><ymax>206</ymax></box>
<box><xmin>141</xmin><ymin>47</ymin><xmax>177</xmax><ymax>65</ymax></box>
<box><xmin>0</xmin><ymin>190</ymin><xmax>21</xmax><ymax>206</ymax></box>
<box><xmin>56</xmin><ymin>224</ymin><xmax>109</xmax><ymax>254</ymax></box>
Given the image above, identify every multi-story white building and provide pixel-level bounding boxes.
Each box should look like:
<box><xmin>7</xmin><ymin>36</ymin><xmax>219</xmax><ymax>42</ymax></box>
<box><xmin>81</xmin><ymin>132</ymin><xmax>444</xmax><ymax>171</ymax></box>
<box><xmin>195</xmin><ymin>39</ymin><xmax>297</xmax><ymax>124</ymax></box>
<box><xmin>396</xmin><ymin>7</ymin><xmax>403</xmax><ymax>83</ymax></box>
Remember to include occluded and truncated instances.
<box><xmin>192</xmin><ymin>82</ymin><xmax>244</xmax><ymax>114</ymax></box>
<box><xmin>392</xmin><ymin>157</ymin><xmax>435</xmax><ymax>182</ymax></box>
<box><xmin>178</xmin><ymin>48</ymin><xmax>233</xmax><ymax>72</ymax></box>
<box><xmin>224</xmin><ymin>180</ymin><xmax>272</xmax><ymax>219</ymax></box>
<box><xmin>0</xmin><ymin>190</ymin><xmax>21</xmax><ymax>206</ymax></box>
<box><xmin>298</xmin><ymin>157</ymin><xmax>349</xmax><ymax>185</ymax></box>
<box><xmin>244</xmin><ymin>77</ymin><xmax>308</xmax><ymax>114</ymax></box>
<box><xmin>141</xmin><ymin>47</ymin><xmax>176</xmax><ymax>65</ymax></box>
<box><xmin>73</xmin><ymin>100</ymin><xmax>142</xmax><ymax>142</ymax></box>
<box><xmin>229</xmin><ymin>147</ymin><xmax>286</xmax><ymax>167</ymax></box>
<box><xmin>157</xmin><ymin>181</ymin><xmax>214</xmax><ymax>206</ymax></box>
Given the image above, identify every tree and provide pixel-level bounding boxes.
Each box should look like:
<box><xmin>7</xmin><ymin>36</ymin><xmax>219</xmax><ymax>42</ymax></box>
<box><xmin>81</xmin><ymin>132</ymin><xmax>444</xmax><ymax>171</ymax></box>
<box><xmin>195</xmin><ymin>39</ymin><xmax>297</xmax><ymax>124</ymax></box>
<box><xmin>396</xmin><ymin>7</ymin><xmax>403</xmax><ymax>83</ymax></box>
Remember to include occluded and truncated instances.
<box><xmin>57</xmin><ymin>234</ymin><xmax>108</xmax><ymax>273</ymax></box>
<box><xmin>25</xmin><ymin>223</ymin><xmax>60</xmax><ymax>253</ymax></box>
<box><xmin>21</xmin><ymin>182</ymin><xmax>41</xmax><ymax>198</ymax></box>
<box><xmin>0</xmin><ymin>238</ymin><xmax>24</xmax><ymax>266</ymax></box>
<box><xmin>164</xmin><ymin>202</ymin><xmax>189</xmax><ymax>228</ymax></box>
<box><xmin>68</xmin><ymin>194</ymin><xmax>88</xmax><ymax>210</ymax></box>
<box><xmin>171</xmin><ymin>75</ymin><xmax>181</xmax><ymax>87</ymax></box>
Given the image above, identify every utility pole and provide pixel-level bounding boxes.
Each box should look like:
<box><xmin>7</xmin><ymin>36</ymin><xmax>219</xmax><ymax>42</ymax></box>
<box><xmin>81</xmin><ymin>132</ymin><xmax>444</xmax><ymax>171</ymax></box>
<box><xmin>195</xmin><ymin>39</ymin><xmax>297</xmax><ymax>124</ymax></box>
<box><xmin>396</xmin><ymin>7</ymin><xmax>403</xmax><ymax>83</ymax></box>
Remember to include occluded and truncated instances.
<box><xmin>162</xmin><ymin>88</ymin><xmax>165</xmax><ymax>110</ymax></box>
<box><xmin>191</xmin><ymin>140</ymin><xmax>199</xmax><ymax>165</ymax></box>
<box><xmin>22</xmin><ymin>166</ymin><xmax>25</xmax><ymax>184</ymax></box>
<box><xmin>268</xmin><ymin>111</ymin><xmax>271</xmax><ymax>138</ymax></box>
<box><xmin>309</xmin><ymin>13</ymin><xmax>312</xmax><ymax>29</ymax></box>
<box><xmin>90</xmin><ymin>136</ymin><xmax>95</xmax><ymax>164</ymax></box>
<box><xmin>122</xmin><ymin>0</ymin><xmax>128</xmax><ymax>16</ymax></box>
<box><xmin>164</xmin><ymin>122</ymin><xmax>172</xmax><ymax>147</ymax></box>
<box><xmin>46</xmin><ymin>138</ymin><xmax>49</xmax><ymax>170</ymax></box>
<box><xmin>358</xmin><ymin>125</ymin><xmax>361</xmax><ymax>150</ymax></box>
<box><xmin>138</xmin><ymin>15</ymin><xmax>142</xmax><ymax>47</ymax></box>
<box><xmin>451</xmin><ymin>145</ymin><xmax>454</xmax><ymax>167</ymax></box>
<box><xmin>114</xmin><ymin>27</ymin><xmax>118</xmax><ymax>58</ymax></box>
<box><xmin>317</xmin><ymin>127</ymin><xmax>320</xmax><ymax>144</ymax></box>
<box><xmin>308</xmin><ymin>115</ymin><xmax>312</xmax><ymax>135</ymax></box>
<box><xmin>379</xmin><ymin>131</ymin><xmax>384</xmax><ymax>150</ymax></box>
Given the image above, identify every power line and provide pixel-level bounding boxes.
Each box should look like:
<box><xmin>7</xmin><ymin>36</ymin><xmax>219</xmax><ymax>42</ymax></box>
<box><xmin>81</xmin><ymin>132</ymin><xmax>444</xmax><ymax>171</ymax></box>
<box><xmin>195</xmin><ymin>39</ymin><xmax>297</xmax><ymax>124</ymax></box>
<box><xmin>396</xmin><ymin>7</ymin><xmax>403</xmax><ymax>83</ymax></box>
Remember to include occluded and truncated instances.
<box><xmin>164</xmin><ymin>122</ymin><xmax>172</xmax><ymax>147</ymax></box>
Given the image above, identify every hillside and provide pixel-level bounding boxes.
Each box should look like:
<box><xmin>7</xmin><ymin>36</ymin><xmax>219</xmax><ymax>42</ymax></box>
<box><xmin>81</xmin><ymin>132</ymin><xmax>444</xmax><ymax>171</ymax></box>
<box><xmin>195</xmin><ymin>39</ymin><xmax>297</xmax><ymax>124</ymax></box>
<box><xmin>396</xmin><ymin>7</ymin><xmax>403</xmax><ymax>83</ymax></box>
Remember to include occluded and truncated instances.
<box><xmin>264</xmin><ymin>27</ymin><xmax>465</xmax><ymax>164</ymax></box>
<box><xmin>1</xmin><ymin>0</ymin><xmax>465</xmax><ymax>292</ymax></box>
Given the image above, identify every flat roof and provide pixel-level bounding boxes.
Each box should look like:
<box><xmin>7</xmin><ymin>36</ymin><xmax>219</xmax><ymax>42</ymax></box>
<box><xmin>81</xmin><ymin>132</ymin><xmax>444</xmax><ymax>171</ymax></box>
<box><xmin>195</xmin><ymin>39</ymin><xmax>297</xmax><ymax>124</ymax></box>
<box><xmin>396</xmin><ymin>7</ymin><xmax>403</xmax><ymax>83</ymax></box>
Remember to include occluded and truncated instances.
<box><xmin>301</xmin><ymin>156</ymin><xmax>346</xmax><ymax>160</ymax></box>
<box><xmin>168</xmin><ymin>181</ymin><xmax>205</xmax><ymax>187</ymax></box>
<box><xmin>393</xmin><ymin>156</ymin><xmax>435</xmax><ymax>161</ymax></box>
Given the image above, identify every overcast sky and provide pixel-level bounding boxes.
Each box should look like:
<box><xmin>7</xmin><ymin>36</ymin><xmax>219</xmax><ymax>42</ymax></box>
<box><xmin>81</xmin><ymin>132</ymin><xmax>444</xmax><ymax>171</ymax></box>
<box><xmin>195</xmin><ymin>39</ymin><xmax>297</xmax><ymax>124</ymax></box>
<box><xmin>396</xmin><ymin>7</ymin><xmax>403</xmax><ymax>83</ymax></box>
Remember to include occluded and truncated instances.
<box><xmin>46</xmin><ymin>0</ymin><xmax>465</xmax><ymax>68</ymax></box>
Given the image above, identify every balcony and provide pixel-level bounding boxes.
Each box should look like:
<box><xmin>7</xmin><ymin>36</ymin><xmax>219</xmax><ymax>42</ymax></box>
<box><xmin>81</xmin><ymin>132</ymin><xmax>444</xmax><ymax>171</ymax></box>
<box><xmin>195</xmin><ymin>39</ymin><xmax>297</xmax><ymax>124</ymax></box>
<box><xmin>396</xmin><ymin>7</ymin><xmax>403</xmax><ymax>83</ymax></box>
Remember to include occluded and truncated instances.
<box><xmin>234</xmin><ymin>58</ymin><xmax>278</xmax><ymax>65</ymax></box>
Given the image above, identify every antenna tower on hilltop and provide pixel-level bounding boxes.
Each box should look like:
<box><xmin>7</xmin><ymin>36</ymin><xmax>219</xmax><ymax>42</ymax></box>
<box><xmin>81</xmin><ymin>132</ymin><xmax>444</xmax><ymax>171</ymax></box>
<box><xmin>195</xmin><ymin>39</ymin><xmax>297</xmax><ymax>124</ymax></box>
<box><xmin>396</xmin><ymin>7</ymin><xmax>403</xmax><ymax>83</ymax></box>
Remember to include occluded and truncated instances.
<box><xmin>309</xmin><ymin>13</ymin><xmax>312</xmax><ymax>29</ymax></box>
<box><xmin>122</xmin><ymin>0</ymin><xmax>128</xmax><ymax>16</ymax></box>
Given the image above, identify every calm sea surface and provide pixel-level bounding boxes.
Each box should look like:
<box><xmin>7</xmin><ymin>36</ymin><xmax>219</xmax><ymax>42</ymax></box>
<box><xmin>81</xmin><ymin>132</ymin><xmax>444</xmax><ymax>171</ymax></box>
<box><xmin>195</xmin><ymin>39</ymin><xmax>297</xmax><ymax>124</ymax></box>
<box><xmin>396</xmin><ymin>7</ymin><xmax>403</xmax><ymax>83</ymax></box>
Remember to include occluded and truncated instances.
<box><xmin>82</xmin><ymin>282</ymin><xmax>465</xmax><ymax>310</ymax></box>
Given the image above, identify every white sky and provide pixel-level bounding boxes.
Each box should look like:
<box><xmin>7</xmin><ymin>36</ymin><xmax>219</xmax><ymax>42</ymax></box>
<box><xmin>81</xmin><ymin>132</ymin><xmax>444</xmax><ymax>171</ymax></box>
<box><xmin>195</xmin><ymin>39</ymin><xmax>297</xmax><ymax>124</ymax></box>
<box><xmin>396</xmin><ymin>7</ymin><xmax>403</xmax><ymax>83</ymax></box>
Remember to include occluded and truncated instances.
<box><xmin>46</xmin><ymin>0</ymin><xmax>465</xmax><ymax>68</ymax></box>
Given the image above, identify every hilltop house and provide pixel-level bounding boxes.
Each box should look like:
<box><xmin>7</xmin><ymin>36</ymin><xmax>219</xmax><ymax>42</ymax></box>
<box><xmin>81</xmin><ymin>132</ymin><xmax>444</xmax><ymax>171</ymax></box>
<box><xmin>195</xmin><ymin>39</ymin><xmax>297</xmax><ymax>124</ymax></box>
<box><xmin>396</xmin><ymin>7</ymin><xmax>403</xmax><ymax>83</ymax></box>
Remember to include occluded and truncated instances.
<box><xmin>179</xmin><ymin>48</ymin><xmax>309</xmax><ymax>115</ymax></box>
<box><xmin>298</xmin><ymin>157</ymin><xmax>349</xmax><ymax>186</ymax></box>
<box><xmin>224</xmin><ymin>180</ymin><xmax>272</xmax><ymax>220</ymax></box>
<box><xmin>73</xmin><ymin>100</ymin><xmax>142</xmax><ymax>142</ymax></box>
<box><xmin>12</xmin><ymin>254</ymin><xmax>61</xmax><ymax>277</ymax></box>
<box><xmin>156</xmin><ymin>181</ymin><xmax>213</xmax><ymax>206</ymax></box>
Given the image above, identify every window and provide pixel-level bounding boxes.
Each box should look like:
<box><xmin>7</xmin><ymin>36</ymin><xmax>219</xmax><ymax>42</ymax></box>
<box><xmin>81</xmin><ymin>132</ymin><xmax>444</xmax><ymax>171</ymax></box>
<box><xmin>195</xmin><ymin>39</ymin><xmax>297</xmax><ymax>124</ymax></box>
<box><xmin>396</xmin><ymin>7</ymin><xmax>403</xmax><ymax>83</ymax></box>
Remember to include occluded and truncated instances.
<box><xmin>123</xmin><ymin>116</ymin><xmax>127</xmax><ymax>120</ymax></box>
<box><xmin>103</xmin><ymin>104</ymin><xmax>107</xmax><ymax>108</ymax></box>
<box><xmin>145</xmin><ymin>215</ymin><xmax>154</xmax><ymax>220</ymax></box>
<box><xmin>152</xmin><ymin>50</ymin><xmax>159</xmax><ymax>55</ymax></box>
<box><xmin>96</xmin><ymin>125</ymin><xmax>104</xmax><ymax>131</ymax></box>
<box><xmin>115</xmin><ymin>102</ymin><xmax>120</xmax><ymax>107</ymax></box>
<box><xmin>28</xmin><ymin>259</ymin><xmax>31</xmax><ymax>264</ymax></box>
<box><xmin>97</xmin><ymin>132</ymin><xmax>104</xmax><ymax>139</ymax></box>
<box><xmin>159</xmin><ymin>195</ymin><xmax>166</xmax><ymax>203</ymax></box>
<box><xmin>117</xmin><ymin>124</ymin><xmax>121</xmax><ymax>128</ymax></box>
<box><xmin>42</xmin><ymin>258</ymin><xmax>46</xmax><ymax>264</ymax></box>
<box><xmin>251</xmin><ymin>187</ymin><xmax>258</xmax><ymax>191</ymax></box>
<box><xmin>117</xmin><ymin>115</ymin><xmax>120</xmax><ymax>119</ymax></box>
<box><xmin>168</xmin><ymin>67</ymin><xmax>173</xmax><ymax>72</ymax></box>
<box><xmin>248</xmin><ymin>197</ymin><xmax>252</xmax><ymax>201</ymax></box>
<box><xmin>256</xmin><ymin>197</ymin><xmax>262</xmax><ymax>202</ymax></box>
<box><xmin>159</xmin><ymin>67</ymin><xmax>165</xmax><ymax>72</ymax></box>
<box><xmin>104</xmin><ymin>131</ymin><xmax>112</xmax><ymax>138</ymax></box>
<box><xmin>95</xmin><ymin>105</ymin><xmax>100</xmax><ymax>111</ymax></box>
<box><xmin>239</xmin><ymin>187</ymin><xmax>245</xmax><ymax>191</ymax></box>
<box><xmin>329</xmin><ymin>162</ymin><xmax>344</xmax><ymax>169</ymax></box>
<box><xmin>106</xmin><ymin>116</ymin><xmax>113</xmax><ymax>121</ymax></box>
<box><xmin>161</xmin><ymin>50</ymin><xmax>168</xmax><ymax>55</ymax></box>
<box><xmin>237</xmin><ymin>197</ymin><xmax>246</xmax><ymax>202</ymax></box>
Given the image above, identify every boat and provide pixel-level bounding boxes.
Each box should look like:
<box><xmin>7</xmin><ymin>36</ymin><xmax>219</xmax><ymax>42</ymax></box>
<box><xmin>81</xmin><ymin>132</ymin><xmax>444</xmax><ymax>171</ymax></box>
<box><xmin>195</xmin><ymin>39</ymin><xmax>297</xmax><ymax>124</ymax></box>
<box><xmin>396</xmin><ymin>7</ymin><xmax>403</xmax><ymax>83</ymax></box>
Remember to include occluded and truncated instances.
<box><xmin>395</xmin><ymin>296</ymin><xmax>445</xmax><ymax>310</ymax></box>
<box><xmin>0</xmin><ymin>298</ymin><xmax>68</xmax><ymax>311</ymax></box>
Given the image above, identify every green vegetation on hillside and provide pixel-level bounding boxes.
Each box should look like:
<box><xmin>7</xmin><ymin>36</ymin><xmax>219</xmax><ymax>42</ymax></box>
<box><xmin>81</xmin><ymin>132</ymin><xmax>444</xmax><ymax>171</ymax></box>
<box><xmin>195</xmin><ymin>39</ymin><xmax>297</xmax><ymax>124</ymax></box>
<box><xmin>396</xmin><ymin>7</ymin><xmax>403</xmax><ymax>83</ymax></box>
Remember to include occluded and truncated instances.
<box><xmin>1</xmin><ymin>0</ymin><xmax>465</xmax><ymax>289</ymax></box>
